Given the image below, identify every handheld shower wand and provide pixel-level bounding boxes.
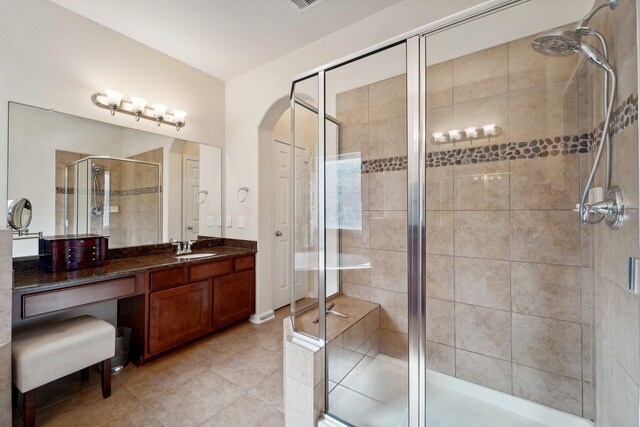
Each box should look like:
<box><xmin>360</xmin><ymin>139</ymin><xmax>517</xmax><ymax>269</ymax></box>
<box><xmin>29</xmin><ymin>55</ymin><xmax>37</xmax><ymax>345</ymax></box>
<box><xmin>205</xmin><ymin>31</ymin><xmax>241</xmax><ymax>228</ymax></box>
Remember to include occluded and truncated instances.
<box><xmin>531</xmin><ymin>0</ymin><xmax>624</xmax><ymax>229</ymax></box>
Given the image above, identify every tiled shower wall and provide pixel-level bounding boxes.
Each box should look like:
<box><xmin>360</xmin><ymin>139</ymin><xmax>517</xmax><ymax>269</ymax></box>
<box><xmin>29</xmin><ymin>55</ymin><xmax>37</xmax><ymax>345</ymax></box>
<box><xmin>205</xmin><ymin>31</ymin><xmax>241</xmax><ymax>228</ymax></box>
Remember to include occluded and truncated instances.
<box><xmin>335</xmin><ymin>28</ymin><xmax>622</xmax><ymax>419</ymax></box>
<box><xmin>423</xmin><ymin>31</ymin><xmax>596</xmax><ymax>418</ymax></box>
<box><xmin>337</xmin><ymin>74</ymin><xmax>409</xmax><ymax>360</ymax></box>
<box><xmin>590</xmin><ymin>1</ymin><xmax>640</xmax><ymax>426</ymax></box>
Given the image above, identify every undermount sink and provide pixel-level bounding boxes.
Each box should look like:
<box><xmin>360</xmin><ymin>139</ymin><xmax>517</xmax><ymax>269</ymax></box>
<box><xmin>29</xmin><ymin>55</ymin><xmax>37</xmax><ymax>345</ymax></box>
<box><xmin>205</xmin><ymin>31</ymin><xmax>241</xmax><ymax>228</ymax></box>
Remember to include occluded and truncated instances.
<box><xmin>175</xmin><ymin>252</ymin><xmax>217</xmax><ymax>260</ymax></box>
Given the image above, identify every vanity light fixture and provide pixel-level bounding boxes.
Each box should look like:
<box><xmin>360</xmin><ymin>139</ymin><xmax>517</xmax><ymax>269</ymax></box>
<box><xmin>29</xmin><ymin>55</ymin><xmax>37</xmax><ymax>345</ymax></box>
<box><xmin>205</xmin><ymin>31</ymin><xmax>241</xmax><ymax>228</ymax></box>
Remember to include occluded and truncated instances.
<box><xmin>91</xmin><ymin>91</ymin><xmax>187</xmax><ymax>131</ymax></box>
<box><xmin>431</xmin><ymin>123</ymin><xmax>503</xmax><ymax>145</ymax></box>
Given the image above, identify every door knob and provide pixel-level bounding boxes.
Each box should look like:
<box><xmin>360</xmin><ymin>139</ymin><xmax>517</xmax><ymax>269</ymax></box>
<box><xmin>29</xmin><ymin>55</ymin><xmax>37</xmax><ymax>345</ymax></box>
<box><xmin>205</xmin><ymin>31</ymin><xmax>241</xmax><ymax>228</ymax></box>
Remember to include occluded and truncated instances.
<box><xmin>187</xmin><ymin>225</ymin><xmax>193</xmax><ymax>230</ymax></box>
<box><xmin>275</xmin><ymin>231</ymin><xmax>282</xmax><ymax>237</ymax></box>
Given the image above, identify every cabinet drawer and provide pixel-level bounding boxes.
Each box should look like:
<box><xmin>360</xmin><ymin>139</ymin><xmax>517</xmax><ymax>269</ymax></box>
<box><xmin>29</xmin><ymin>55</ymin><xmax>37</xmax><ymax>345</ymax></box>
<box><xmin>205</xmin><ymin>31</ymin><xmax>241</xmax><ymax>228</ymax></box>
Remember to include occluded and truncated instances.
<box><xmin>23</xmin><ymin>276</ymin><xmax>136</xmax><ymax>318</ymax></box>
<box><xmin>190</xmin><ymin>260</ymin><xmax>230</xmax><ymax>282</ymax></box>
<box><xmin>233</xmin><ymin>255</ymin><xmax>255</xmax><ymax>272</ymax></box>
<box><xmin>150</xmin><ymin>267</ymin><xmax>184</xmax><ymax>291</ymax></box>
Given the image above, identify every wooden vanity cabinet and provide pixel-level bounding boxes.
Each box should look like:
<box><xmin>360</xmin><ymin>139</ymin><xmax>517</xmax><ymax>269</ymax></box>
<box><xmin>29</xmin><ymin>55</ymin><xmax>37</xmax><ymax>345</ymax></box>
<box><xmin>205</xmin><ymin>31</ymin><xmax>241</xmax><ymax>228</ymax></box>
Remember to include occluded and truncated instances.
<box><xmin>148</xmin><ymin>280</ymin><xmax>210</xmax><ymax>355</ymax></box>
<box><xmin>213</xmin><ymin>271</ymin><xmax>255</xmax><ymax>330</ymax></box>
<box><xmin>144</xmin><ymin>254</ymin><xmax>255</xmax><ymax>361</ymax></box>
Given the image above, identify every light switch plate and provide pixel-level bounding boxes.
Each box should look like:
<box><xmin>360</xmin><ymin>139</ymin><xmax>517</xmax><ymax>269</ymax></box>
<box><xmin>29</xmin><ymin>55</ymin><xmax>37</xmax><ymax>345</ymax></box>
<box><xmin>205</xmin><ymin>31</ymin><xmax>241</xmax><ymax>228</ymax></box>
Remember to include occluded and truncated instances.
<box><xmin>226</xmin><ymin>216</ymin><xmax>232</xmax><ymax>227</ymax></box>
<box><xmin>237</xmin><ymin>216</ymin><xmax>245</xmax><ymax>229</ymax></box>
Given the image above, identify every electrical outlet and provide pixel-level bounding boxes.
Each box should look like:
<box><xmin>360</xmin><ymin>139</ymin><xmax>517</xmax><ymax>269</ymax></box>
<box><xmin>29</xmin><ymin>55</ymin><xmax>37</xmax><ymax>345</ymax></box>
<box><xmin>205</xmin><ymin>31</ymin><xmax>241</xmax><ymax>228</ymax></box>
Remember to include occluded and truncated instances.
<box><xmin>206</xmin><ymin>216</ymin><xmax>214</xmax><ymax>226</ymax></box>
<box><xmin>237</xmin><ymin>216</ymin><xmax>245</xmax><ymax>229</ymax></box>
<box><xmin>226</xmin><ymin>216</ymin><xmax>232</xmax><ymax>227</ymax></box>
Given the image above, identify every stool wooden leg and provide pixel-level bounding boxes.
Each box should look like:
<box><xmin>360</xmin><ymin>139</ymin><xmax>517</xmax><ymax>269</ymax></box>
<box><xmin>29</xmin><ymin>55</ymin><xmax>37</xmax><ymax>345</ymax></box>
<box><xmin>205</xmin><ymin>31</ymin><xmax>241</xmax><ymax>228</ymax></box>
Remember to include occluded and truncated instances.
<box><xmin>80</xmin><ymin>367</ymin><xmax>89</xmax><ymax>381</ymax></box>
<box><xmin>22</xmin><ymin>389</ymin><xmax>35</xmax><ymax>427</ymax></box>
<box><xmin>100</xmin><ymin>359</ymin><xmax>111</xmax><ymax>399</ymax></box>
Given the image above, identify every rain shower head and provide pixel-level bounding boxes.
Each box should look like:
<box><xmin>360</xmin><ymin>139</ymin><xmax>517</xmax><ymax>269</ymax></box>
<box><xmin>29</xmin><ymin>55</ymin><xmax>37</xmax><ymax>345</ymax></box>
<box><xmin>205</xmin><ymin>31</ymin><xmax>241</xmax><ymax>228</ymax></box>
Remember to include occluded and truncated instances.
<box><xmin>531</xmin><ymin>28</ymin><xmax>581</xmax><ymax>57</ymax></box>
<box><xmin>531</xmin><ymin>29</ymin><xmax>613</xmax><ymax>72</ymax></box>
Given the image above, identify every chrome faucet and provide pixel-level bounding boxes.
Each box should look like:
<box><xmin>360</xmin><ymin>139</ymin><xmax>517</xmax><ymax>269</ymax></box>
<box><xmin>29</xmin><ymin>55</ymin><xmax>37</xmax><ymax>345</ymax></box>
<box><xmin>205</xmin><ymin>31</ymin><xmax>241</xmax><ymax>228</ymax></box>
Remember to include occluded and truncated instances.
<box><xmin>170</xmin><ymin>239</ymin><xmax>195</xmax><ymax>255</ymax></box>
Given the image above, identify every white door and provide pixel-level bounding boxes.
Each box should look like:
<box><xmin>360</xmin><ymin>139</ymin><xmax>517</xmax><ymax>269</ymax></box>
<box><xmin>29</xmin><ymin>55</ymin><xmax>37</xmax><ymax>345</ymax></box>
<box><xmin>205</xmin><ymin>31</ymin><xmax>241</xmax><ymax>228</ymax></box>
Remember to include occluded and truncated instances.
<box><xmin>183</xmin><ymin>158</ymin><xmax>200</xmax><ymax>240</ymax></box>
<box><xmin>271</xmin><ymin>140</ymin><xmax>308</xmax><ymax>309</ymax></box>
<box><xmin>272</xmin><ymin>141</ymin><xmax>292</xmax><ymax>309</ymax></box>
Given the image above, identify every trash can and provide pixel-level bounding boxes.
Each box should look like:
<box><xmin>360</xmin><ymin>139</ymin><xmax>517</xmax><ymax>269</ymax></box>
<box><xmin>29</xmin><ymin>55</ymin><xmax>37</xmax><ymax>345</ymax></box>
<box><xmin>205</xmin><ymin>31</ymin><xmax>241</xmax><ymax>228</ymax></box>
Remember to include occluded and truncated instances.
<box><xmin>111</xmin><ymin>327</ymin><xmax>131</xmax><ymax>372</ymax></box>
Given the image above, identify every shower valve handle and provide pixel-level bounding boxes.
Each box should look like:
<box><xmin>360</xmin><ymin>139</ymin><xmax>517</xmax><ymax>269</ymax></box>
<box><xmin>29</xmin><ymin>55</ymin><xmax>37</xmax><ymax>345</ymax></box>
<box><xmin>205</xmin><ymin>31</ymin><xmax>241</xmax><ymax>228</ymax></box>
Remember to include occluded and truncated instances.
<box><xmin>585</xmin><ymin>200</ymin><xmax>617</xmax><ymax>215</ymax></box>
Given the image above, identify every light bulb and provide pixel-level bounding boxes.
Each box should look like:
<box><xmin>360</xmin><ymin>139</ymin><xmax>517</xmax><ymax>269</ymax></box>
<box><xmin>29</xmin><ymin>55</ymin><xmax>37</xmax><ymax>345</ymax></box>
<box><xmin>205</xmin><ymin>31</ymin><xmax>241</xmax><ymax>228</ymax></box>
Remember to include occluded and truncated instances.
<box><xmin>130</xmin><ymin>97</ymin><xmax>147</xmax><ymax>118</ymax></box>
<box><xmin>131</xmin><ymin>96</ymin><xmax>147</xmax><ymax>113</ymax></box>
<box><xmin>482</xmin><ymin>123</ymin><xmax>497</xmax><ymax>136</ymax></box>
<box><xmin>432</xmin><ymin>132</ymin><xmax>448</xmax><ymax>144</ymax></box>
<box><xmin>465</xmin><ymin>127</ymin><xmax>478</xmax><ymax>139</ymax></box>
<box><xmin>448</xmin><ymin>130</ymin><xmax>462</xmax><ymax>141</ymax></box>
<box><xmin>152</xmin><ymin>104</ymin><xmax>167</xmax><ymax>125</ymax></box>
<box><xmin>104</xmin><ymin>89</ymin><xmax>123</xmax><ymax>116</ymax></box>
<box><xmin>172</xmin><ymin>110</ymin><xmax>187</xmax><ymax>129</ymax></box>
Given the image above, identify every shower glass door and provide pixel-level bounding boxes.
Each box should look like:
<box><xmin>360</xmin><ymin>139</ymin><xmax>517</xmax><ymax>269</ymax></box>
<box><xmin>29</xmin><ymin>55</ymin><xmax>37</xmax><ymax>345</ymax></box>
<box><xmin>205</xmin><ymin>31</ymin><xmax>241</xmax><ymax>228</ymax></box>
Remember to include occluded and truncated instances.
<box><xmin>322</xmin><ymin>42</ymin><xmax>411</xmax><ymax>425</ymax></box>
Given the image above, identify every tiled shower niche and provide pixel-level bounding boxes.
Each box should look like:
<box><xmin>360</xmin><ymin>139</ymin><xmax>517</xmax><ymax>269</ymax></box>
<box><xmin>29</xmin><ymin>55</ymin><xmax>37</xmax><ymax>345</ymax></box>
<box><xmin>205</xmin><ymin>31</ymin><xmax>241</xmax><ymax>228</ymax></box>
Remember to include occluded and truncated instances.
<box><xmin>334</xmin><ymin>19</ymin><xmax>640</xmax><ymax>417</ymax></box>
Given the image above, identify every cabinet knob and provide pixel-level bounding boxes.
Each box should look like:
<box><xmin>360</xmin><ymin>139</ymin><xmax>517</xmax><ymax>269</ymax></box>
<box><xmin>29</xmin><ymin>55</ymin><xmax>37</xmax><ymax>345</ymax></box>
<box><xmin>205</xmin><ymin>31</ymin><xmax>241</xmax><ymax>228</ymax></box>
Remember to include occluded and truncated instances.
<box><xmin>275</xmin><ymin>231</ymin><xmax>282</xmax><ymax>237</ymax></box>
<box><xmin>187</xmin><ymin>225</ymin><xmax>193</xmax><ymax>230</ymax></box>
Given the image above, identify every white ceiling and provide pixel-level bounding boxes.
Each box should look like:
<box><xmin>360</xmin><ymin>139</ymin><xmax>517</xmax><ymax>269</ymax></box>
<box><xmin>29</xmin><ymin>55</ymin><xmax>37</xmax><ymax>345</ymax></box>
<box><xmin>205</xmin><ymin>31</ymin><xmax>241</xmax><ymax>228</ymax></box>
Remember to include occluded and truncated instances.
<box><xmin>49</xmin><ymin>0</ymin><xmax>406</xmax><ymax>81</ymax></box>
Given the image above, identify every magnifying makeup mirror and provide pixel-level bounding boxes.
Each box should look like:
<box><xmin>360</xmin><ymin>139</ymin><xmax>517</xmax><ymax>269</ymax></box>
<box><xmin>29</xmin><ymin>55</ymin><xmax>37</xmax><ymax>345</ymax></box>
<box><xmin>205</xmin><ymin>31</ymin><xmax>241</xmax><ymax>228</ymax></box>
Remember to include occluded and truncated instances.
<box><xmin>7</xmin><ymin>198</ymin><xmax>33</xmax><ymax>231</ymax></box>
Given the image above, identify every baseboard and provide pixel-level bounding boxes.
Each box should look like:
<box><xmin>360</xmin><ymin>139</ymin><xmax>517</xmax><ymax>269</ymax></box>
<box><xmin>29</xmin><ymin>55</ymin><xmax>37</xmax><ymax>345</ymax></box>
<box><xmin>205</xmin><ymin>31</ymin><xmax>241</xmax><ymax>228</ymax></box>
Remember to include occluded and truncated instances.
<box><xmin>249</xmin><ymin>310</ymin><xmax>275</xmax><ymax>324</ymax></box>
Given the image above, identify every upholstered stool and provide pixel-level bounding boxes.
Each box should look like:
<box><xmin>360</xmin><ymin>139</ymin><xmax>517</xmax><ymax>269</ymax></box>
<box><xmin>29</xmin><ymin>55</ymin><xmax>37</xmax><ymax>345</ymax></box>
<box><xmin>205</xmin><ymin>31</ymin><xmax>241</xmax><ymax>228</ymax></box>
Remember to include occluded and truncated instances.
<box><xmin>12</xmin><ymin>315</ymin><xmax>115</xmax><ymax>427</ymax></box>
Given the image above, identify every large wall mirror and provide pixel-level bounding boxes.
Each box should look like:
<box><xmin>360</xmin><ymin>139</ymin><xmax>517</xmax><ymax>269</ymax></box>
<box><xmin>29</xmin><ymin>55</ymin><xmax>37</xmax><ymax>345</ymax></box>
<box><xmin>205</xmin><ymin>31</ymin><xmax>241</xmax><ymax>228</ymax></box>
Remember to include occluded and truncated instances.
<box><xmin>8</xmin><ymin>102</ymin><xmax>223</xmax><ymax>257</ymax></box>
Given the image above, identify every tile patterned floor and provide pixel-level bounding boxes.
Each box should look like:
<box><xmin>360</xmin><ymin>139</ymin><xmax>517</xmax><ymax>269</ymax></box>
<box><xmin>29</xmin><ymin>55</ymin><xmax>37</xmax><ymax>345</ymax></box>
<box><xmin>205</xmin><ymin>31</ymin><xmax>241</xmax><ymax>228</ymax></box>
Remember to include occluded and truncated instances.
<box><xmin>12</xmin><ymin>307</ymin><xmax>289</xmax><ymax>427</ymax></box>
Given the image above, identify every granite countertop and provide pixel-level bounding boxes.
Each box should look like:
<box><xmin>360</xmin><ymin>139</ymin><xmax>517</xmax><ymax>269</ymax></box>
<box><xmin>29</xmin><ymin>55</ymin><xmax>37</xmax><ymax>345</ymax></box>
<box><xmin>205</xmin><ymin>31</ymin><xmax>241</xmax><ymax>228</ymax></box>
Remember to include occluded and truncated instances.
<box><xmin>13</xmin><ymin>246</ymin><xmax>256</xmax><ymax>294</ymax></box>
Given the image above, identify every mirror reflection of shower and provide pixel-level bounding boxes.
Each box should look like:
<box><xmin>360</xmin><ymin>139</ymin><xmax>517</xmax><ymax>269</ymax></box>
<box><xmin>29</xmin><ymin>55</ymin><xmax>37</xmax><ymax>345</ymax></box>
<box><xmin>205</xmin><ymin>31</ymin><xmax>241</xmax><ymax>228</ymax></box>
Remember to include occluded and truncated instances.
<box><xmin>64</xmin><ymin>156</ymin><xmax>161</xmax><ymax>247</ymax></box>
<box><xmin>531</xmin><ymin>0</ymin><xmax>624</xmax><ymax>229</ymax></box>
<box><xmin>90</xmin><ymin>164</ymin><xmax>107</xmax><ymax>217</ymax></box>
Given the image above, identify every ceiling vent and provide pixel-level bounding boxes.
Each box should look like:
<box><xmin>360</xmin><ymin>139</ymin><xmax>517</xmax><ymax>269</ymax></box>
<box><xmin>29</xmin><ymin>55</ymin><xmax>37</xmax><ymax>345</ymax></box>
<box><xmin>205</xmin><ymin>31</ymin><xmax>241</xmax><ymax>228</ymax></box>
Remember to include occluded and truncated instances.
<box><xmin>291</xmin><ymin>0</ymin><xmax>322</xmax><ymax>10</ymax></box>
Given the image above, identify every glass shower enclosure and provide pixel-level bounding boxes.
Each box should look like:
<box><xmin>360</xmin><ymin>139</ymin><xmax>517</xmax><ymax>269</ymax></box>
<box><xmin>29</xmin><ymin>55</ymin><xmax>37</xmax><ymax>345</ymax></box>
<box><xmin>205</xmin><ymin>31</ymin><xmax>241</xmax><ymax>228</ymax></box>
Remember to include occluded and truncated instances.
<box><xmin>64</xmin><ymin>156</ymin><xmax>161</xmax><ymax>247</ymax></box>
<box><xmin>290</xmin><ymin>0</ymin><xmax>639</xmax><ymax>426</ymax></box>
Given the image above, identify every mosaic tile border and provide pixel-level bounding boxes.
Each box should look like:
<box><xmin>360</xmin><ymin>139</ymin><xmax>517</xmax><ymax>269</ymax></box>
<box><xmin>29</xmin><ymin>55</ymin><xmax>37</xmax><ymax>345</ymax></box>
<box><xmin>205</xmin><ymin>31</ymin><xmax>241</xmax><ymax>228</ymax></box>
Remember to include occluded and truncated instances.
<box><xmin>358</xmin><ymin>93</ymin><xmax>638</xmax><ymax>171</ymax></box>
<box><xmin>361</xmin><ymin>156</ymin><xmax>408</xmax><ymax>173</ymax></box>
<box><xmin>56</xmin><ymin>186</ymin><xmax>163</xmax><ymax>196</ymax></box>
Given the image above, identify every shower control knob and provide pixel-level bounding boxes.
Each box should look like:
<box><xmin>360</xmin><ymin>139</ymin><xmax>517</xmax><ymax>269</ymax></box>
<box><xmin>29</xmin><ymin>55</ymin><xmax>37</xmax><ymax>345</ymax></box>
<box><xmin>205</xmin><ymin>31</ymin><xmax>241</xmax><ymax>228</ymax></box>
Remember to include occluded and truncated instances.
<box><xmin>275</xmin><ymin>231</ymin><xmax>282</xmax><ymax>237</ymax></box>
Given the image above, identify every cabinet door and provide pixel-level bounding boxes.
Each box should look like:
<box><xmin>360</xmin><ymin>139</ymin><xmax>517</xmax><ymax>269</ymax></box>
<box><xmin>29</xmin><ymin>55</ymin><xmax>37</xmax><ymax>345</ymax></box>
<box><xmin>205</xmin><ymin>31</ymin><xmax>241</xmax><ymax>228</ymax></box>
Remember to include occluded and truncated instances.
<box><xmin>213</xmin><ymin>271</ymin><xmax>255</xmax><ymax>330</ymax></box>
<box><xmin>148</xmin><ymin>281</ymin><xmax>210</xmax><ymax>355</ymax></box>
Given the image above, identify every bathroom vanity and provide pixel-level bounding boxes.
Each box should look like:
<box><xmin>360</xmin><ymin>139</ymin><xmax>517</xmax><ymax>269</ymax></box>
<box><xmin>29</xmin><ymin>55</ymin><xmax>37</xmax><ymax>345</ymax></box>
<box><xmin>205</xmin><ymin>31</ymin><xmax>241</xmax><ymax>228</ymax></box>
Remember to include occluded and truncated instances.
<box><xmin>12</xmin><ymin>246</ymin><xmax>256</xmax><ymax>365</ymax></box>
